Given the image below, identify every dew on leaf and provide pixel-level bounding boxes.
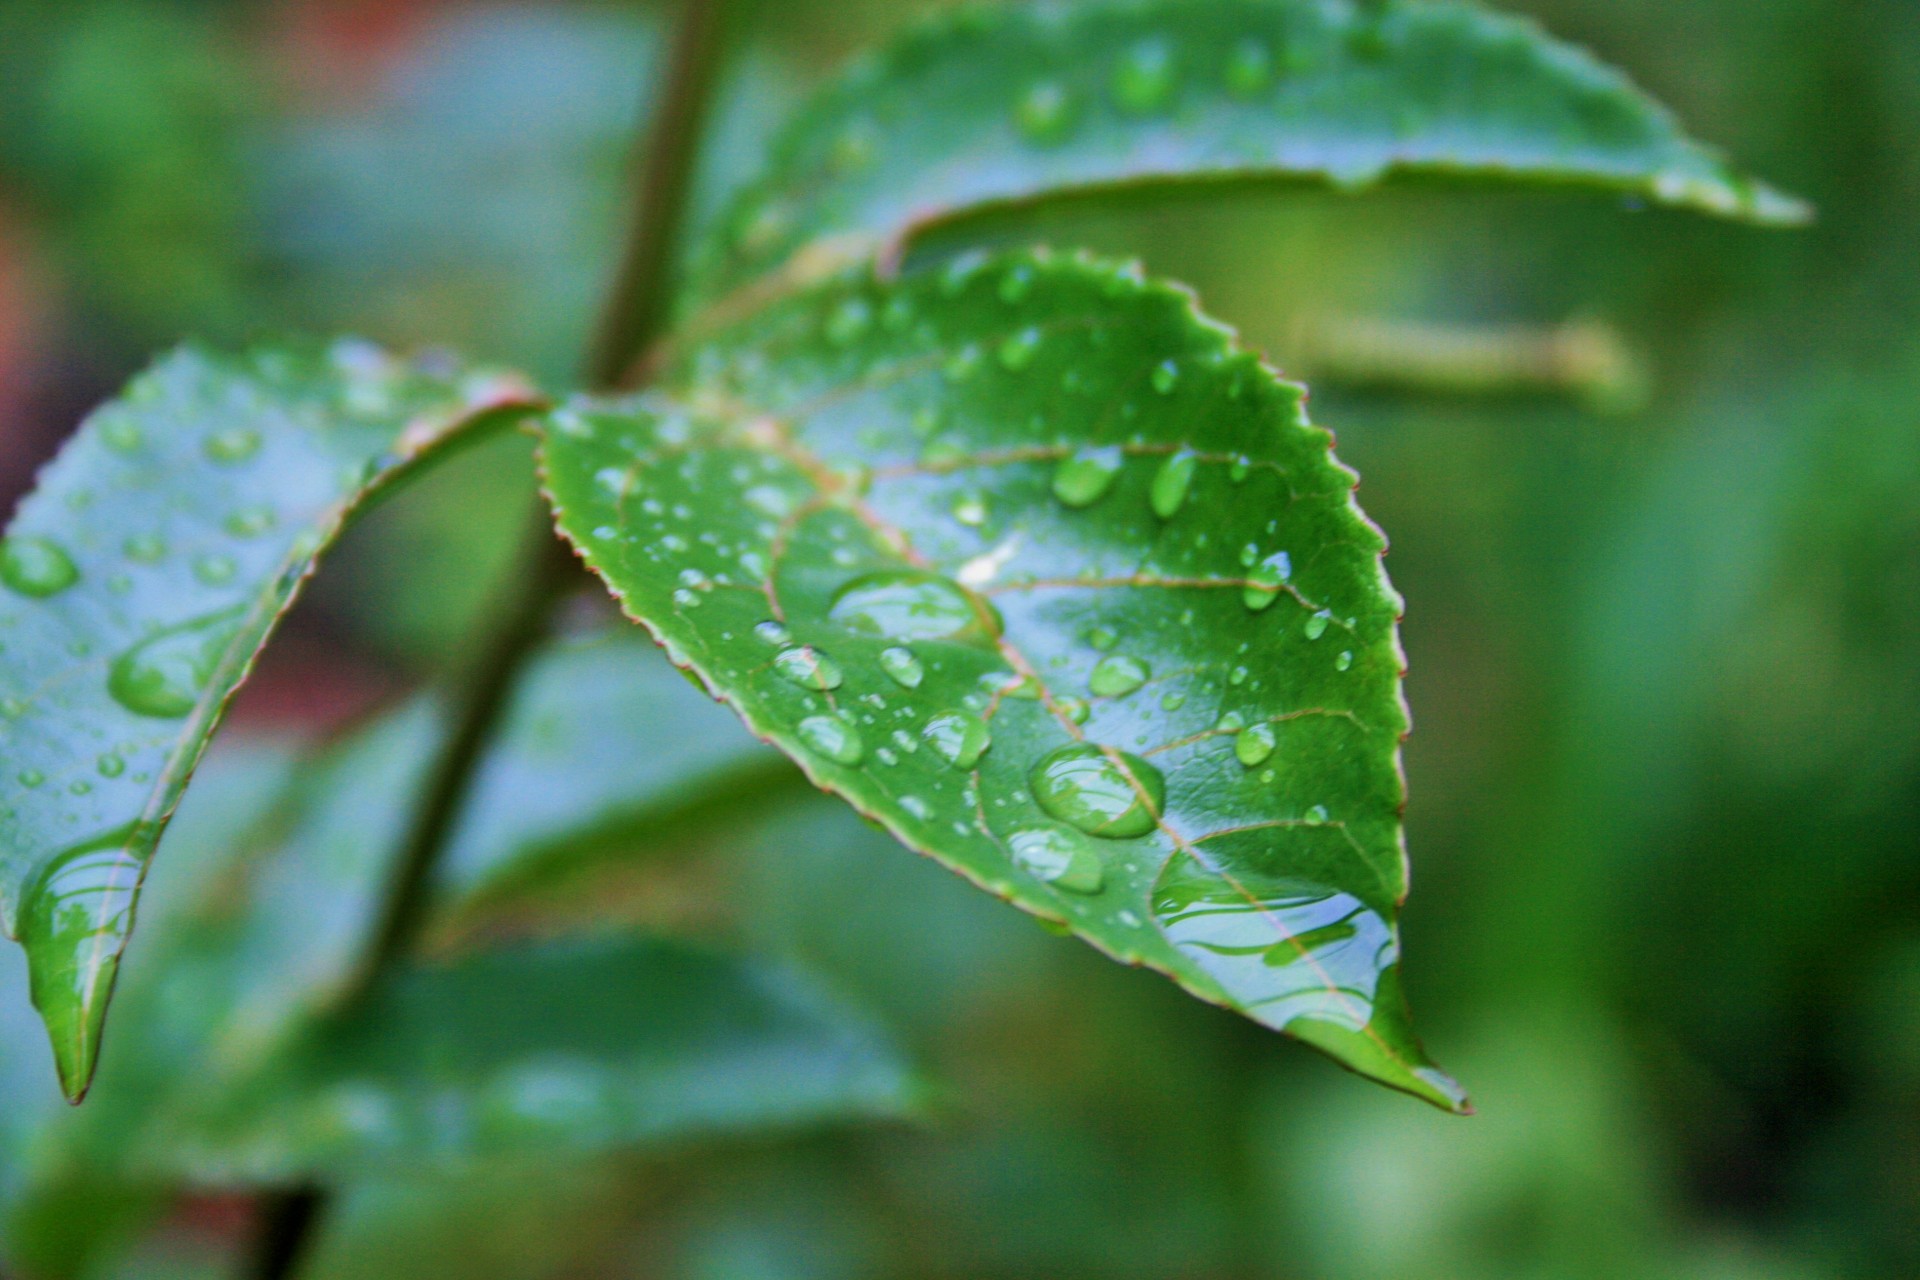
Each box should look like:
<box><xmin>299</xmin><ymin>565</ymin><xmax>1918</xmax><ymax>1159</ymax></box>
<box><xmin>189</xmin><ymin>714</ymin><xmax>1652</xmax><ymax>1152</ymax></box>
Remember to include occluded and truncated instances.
<box><xmin>1235</xmin><ymin>722</ymin><xmax>1277</xmax><ymax>767</ymax></box>
<box><xmin>1</xmin><ymin>536</ymin><xmax>80</xmax><ymax>598</ymax></box>
<box><xmin>797</xmin><ymin>714</ymin><xmax>864</xmax><ymax>765</ymax></box>
<box><xmin>203</xmin><ymin>427</ymin><xmax>262</xmax><ymax>464</ymax></box>
<box><xmin>1052</xmin><ymin>446</ymin><xmax>1125</xmax><ymax>507</ymax></box>
<box><xmin>107</xmin><ymin>610</ymin><xmax>244</xmax><ymax>719</ymax></box>
<box><xmin>96</xmin><ymin>754</ymin><xmax>125</xmax><ymax>779</ymax></box>
<box><xmin>923</xmin><ymin>711</ymin><xmax>991</xmax><ymax>769</ymax></box>
<box><xmin>1015</xmin><ymin>81</ymin><xmax>1075</xmax><ymax>143</ymax></box>
<box><xmin>1056</xmin><ymin>695</ymin><xmax>1091</xmax><ymax>725</ymax></box>
<box><xmin>1150</xmin><ymin>451</ymin><xmax>1197</xmax><ymax>518</ymax></box>
<box><xmin>1089</xmin><ymin>654</ymin><xmax>1149</xmax><ymax>698</ymax></box>
<box><xmin>1112</xmin><ymin>37</ymin><xmax>1176</xmax><ymax>113</ymax></box>
<box><xmin>1337</xmin><ymin>650</ymin><xmax>1354</xmax><ymax>671</ymax></box>
<box><xmin>1009</xmin><ymin>826</ymin><xmax>1105</xmax><ymax>894</ymax></box>
<box><xmin>18</xmin><ymin>770</ymin><xmax>45</xmax><ymax>789</ymax></box>
<box><xmin>1087</xmin><ymin>625</ymin><xmax>1118</xmax><ymax>651</ymax></box>
<box><xmin>224</xmin><ymin>505</ymin><xmax>277</xmax><ymax>538</ymax></box>
<box><xmin>754</xmin><ymin>620</ymin><xmax>792</xmax><ymax>647</ymax></box>
<box><xmin>879</xmin><ymin>646</ymin><xmax>925</xmax><ymax>688</ymax></box>
<box><xmin>828</xmin><ymin>571</ymin><xmax>1000</xmax><ymax>642</ymax></box>
<box><xmin>825</xmin><ymin>298</ymin><xmax>873</xmax><ymax>345</ymax></box>
<box><xmin>1151</xmin><ymin>359</ymin><xmax>1181</xmax><ymax>394</ymax></box>
<box><xmin>1244</xmin><ymin>551</ymin><xmax>1293</xmax><ymax>611</ymax></box>
<box><xmin>1304</xmin><ymin>804</ymin><xmax>1330</xmax><ymax>826</ymax></box>
<box><xmin>1304</xmin><ymin>610</ymin><xmax>1332</xmax><ymax>640</ymax></box>
<box><xmin>192</xmin><ymin>554</ymin><xmax>237</xmax><ymax>586</ymax></box>
<box><xmin>773</xmin><ymin>645</ymin><xmax>843</xmax><ymax>691</ymax></box>
<box><xmin>951</xmin><ymin>491</ymin><xmax>988</xmax><ymax>527</ymax></box>
<box><xmin>1029</xmin><ymin>744</ymin><xmax>1165</xmax><ymax>839</ymax></box>
<box><xmin>998</xmin><ymin>327</ymin><xmax>1043</xmax><ymax>371</ymax></box>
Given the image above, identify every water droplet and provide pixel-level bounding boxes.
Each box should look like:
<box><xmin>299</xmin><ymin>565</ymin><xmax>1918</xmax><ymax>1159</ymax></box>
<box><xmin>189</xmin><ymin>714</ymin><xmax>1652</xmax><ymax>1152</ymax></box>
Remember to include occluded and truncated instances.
<box><xmin>1089</xmin><ymin>654</ymin><xmax>1149</xmax><ymax>698</ymax></box>
<box><xmin>1225</xmin><ymin>37</ymin><xmax>1273</xmax><ymax>95</ymax></box>
<box><xmin>754</xmin><ymin>620</ymin><xmax>792</xmax><ymax>647</ymax></box>
<box><xmin>1</xmin><ymin>536</ymin><xmax>80</xmax><ymax>598</ymax></box>
<box><xmin>1030</xmin><ymin>744</ymin><xmax>1165</xmax><ymax>839</ymax></box>
<box><xmin>1052</xmin><ymin>446</ymin><xmax>1125</xmax><ymax>507</ymax></box>
<box><xmin>96</xmin><ymin>754</ymin><xmax>124</xmax><ymax>778</ymax></box>
<box><xmin>951</xmin><ymin>491</ymin><xmax>988</xmax><ymax>527</ymax></box>
<box><xmin>1304</xmin><ymin>804</ymin><xmax>1329</xmax><ymax>826</ymax></box>
<box><xmin>1015</xmin><ymin>81</ymin><xmax>1076</xmax><ymax>144</ymax></box>
<box><xmin>1235</xmin><ymin>723</ymin><xmax>1277</xmax><ymax>767</ymax></box>
<box><xmin>1336</xmin><ymin>650</ymin><xmax>1353</xmax><ymax>672</ymax></box>
<box><xmin>99</xmin><ymin>414</ymin><xmax>144</xmax><ymax>453</ymax></box>
<box><xmin>1217</xmin><ymin>709</ymin><xmax>1246</xmax><ymax>733</ymax></box>
<box><xmin>121</xmin><ymin>534</ymin><xmax>166</xmax><ymax>564</ymax></box>
<box><xmin>943</xmin><ymin>345</ymin><xmax>983</xmax><ymax>383</ymax></box>
<box><xmin>1151</xmin><ymin>360</ymin><xmax>1181</xmax><ymax>394</ymax></box>
<box><xmin>1228</xmin><ymin>665</ymin><xmax>1250</xmax><ymax>686</ymax></box>
<box><xmin>1056</xmin><ymin>695</ymin><xmax>1091</xmax><ymax>725</ymax></box>
<box><xmin>224</xmin><ymin>505</ymin><xmax>277</xmax><ymax>538</ymax></box>
<box><xmin>1112</xmin><ymin>37</ymin><xmax>1176</xmax><ymax>114</ymax></box>
<box><xmin>203</xmin><ymin>426</ymin><xmax>261</xmax><ymax>464</ymax></box>
<box><xmin>998</xmin><ymin>265</ymin><xmax>1034</xmax><ymax>303</ymax></box>
<box><xmin>879</xmin><ymin>646</ymin><xmax>924</xmax><ymax>688</ymax></box>
<box><xmin>825</xmin><ymin>298</ymin><xmax>873</xmax><ymax>345</ymax></box>
<box><xmin>1304</xmin><ymin>610</ymin><xmax>1332</xmax><ymax>640</ymax></box>
<box><xmin>998</xmin><ymin>327</ymin><xmax>1043</xmax><ymax>371</ymax></box>
<box><xmin>829</xmin><ymin>571</ymin><xmax>1000</xmax><ymax>642</ymax></box>
<box><xmin>1087</xmin><ymin>626</ymin><xmax>1118</xmax><ymax>651</ymax></box>
<box><xmin>1009</xmin><ymin>826</ymin><xmax>1105</xmax><ymax>894</ymax></box>
<box><xmin>1160</xmin><ymin>690</ymin><xmax>1187</xmax><ymax>712</ymax></box>
<box><xmin>774</xmin><ymin>646</ymin><xmax>843</xmax><ymax>691</ymax></box>
<box><xmin>1244</xmin><ymin>551</ymin><xmax>1293</xmax><ymax>611</ymax></box>
<box><xmin>67</xmin><ymin>780</ymin><xmax>91</xmax><ymax>796</ymax></box>
<box><xmin>18</xmin><ymin>769</ymin><xmax>45</xmax><ymax>789</ymax></box>
<box><xmin>1150</xmin><ymin>451</ymin><xmax>1197</xmax><ymax>518</ymax></box>
<box><xmin>192</xmin><ymin>553</ymin><xmax>237</xmax><ymax>586</ymax></box>
<box><xmin>20</xmin><ymin>827</ymin><xmax>147</xmax><ymax>1100</ymax></box>
<box><xmin>922</xmin><ymin>712</ymin><xmax>990</xmax><ymax>769</ymax></box>
<box><xmin>1228</xmin><ymin>455</ymin><xmax>1252</xmax><ymax>483</ymax></box>
<box><xmin>107</xmin><ymin>609</ymin><xmax>244</xmax><ymax>719</ymax></box>
<box><xmin>797</xmin><ymin>714</ymin><xmax>864</xmax><ymax>765</ymax></box>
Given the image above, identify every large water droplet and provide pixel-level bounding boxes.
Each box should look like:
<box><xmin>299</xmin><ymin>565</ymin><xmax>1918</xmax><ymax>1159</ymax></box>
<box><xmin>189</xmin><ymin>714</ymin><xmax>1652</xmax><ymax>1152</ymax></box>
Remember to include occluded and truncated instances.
<box><xmin>1</xmin><ymin>536</ymin><xmax>80</xmax><ymax>598</ymax></box>
<box><xmin>1112</xmin><ymin>37</ymin><xmax>1176</xmax><ymax>113</ymax></box>
<box><xmin>1029</xmin><ymin>744</ymin><xmax>1165</xmax><ymax>838</ymax></box>
<box><xmin>1150</xmin><ymin>451</ymin><xmax>1197</xmax><ymax>518</ymax></box>
<box><xmin>924</xmin><ymin>711</ymin><xmax>991</xmax><ymax>769</ymax></box>
<box><xmin>1235</xmin><ymin>722</ymin><xmax>1277</xmax><ymax>767</ymax></box>
<box><xmin>773</xmin><ymin>646</ymin><xmax>843</xmax><ymax>691</ymax></box>
<box><xmin>1015</xmin><ymin>81</ymin><xmax>1076</xmax><ymax>143</ymax></box>
<box><xmin>797</xmin><ymin>714</ymin><xmax>864</xmax><ymax>765</ymax></box>
<box><xmin>829</xmin><ymin>571</ymin><xmax>1001</xmax><ymax>642</ymax></box>
<box><xmin>107</xmin><ymin>609</ymin><xmax>244</xmax><ymax>718</ymax></box>
<box><xmin>1243</xmin><ymin>551</ymin><xmax>1293</xmax><ymax>611</ymax></box>
<box><xmin>21</xmin><ymin>826</ymin><xmax>148</xmax><ymax>1101</ymax></box>
<box><xmin>1052</xmin><ymin>447</ymin><xmax>1124</xmax><ymax>507</ymax></box>
<box><xmin>880</xmin><ymin>646</ymin><xmax>924</xmax><ymax>688</ymax></box>
<box><xmin>1009</xmin><ymin>826</ymin><xmax>1105</xmax><ymax>894</ymax></box>
<box><xmin>1089</xmin><ymin>654</ymin><xmax>1149</xmax><ymax>698</ymax></box>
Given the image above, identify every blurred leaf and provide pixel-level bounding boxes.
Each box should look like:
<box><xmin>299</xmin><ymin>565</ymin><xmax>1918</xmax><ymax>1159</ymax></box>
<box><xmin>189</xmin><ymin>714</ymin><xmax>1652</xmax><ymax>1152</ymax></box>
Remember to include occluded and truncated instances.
<box><xmin>541</xmin><ymin>249</ymin><xmax>1462</xmax><ymax>1110</ymax></box>
<box><xmin>687</xmin><ymin>0</ymin><xmax>1806</xmax><ymax>308</ymax></box>
<box><xmin>166</xmin><ymin>935</ymin><xmax>917</xmax><ymax>1179</ymax></box>
<box><xmin>0</xmin><ymin>342</ymin><xmax>538</xmax><ymax>1101</ymax></box>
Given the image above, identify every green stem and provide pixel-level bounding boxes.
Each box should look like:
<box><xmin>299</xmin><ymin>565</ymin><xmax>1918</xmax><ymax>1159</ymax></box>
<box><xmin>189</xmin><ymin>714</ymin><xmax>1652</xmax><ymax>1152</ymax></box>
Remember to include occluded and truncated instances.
<box><xmin>246</xmin><ymin>3</ymin><xmax>732</xmax><ymax>1276</ymax></box>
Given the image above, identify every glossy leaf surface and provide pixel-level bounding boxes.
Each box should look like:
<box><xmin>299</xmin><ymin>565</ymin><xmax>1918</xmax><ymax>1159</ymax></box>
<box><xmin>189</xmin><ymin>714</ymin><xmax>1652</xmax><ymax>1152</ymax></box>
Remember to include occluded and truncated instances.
<box><xmin>169</xmin><ymin>935</ymin><xmax>917</xmax><ymax>1177</ymax></box>
<box><xmin>688</xmin><ymin>0</ymin><xmax>1807</xmax><ymax>307</ymax></box>
<box><xmin>0</xmin><ymin>342</ymin><xmax>538</xmax><ymax>1101</ymax></box>
<box><xmin>541</xmin><ymin>250</ymin><xmax>1464</xmax><ymax>1109</ymax></box>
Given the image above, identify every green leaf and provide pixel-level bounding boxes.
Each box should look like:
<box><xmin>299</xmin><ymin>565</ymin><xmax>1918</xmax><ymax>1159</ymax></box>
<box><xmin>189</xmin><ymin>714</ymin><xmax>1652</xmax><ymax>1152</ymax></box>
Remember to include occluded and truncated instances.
<box><xmin>539</xmin><ymin>249</ymin><xmax>1466</xmax><ymax>1111</ymax></box>
<box><xmin>687</xmin><ymin>0</ymin><xmax>1808</xmax><ymax>308</ymax></box>
<box><xmin>167</xmin><ymin>935</ymin><xmax>918</xmax><ymax>1178</ymax></box>
<box><xmin>0</xmin><ymin>341</ymin><xmax>539</xmax><ymax>1102</ymax></box>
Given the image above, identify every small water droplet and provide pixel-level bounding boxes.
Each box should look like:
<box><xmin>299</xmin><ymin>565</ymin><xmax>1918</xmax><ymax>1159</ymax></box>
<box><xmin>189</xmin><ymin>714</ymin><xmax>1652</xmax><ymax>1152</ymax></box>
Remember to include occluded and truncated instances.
<box><xmin>1087</xmin><ymin>626</ymin><xmax>1118</xmax><ymax>651</ymax></box>
<box><xmin>1229</xmin><ymin>455</ymin><xmax>1252</xmax><ymax>483</ymax></box>
<box><xmin>99</xmin><ymin>414</ymin><xmax>144</xmax><ymax>453</ymax></box>
<box><xmin>951</xmin><ymin>491</ymin><xmax>988</xmax><ymax>527</ymax></box>
<box><xmin>1151</xmin><ymin>360</ymin><xmax>1180</xmax><ymax>394</ymax></box>
<box><xmin>999</xmin><ymin>265</ymin><xmax>1035</xmax><ymax>303</ymax></box>
<box><xmin>1336</xmin><ymin>650</ymin><xmax>1353</xmax><ymax>671</ymax></box>
<box><xmin>672</xmin><ymin>588</ymin><xmax>701</xmax><ymax>609</ymax></box>
<box><xmin>224</xmin><ymin>505</ymin><xmax>277</xmax><ymax>538</ymax></box>
<box><xmin>192</xmin><ymin>553</ymin><xmax>237</xmax><ymax>586</ymax></box>
<box><xmin>998</xmin><ymin>327</ymin><xmax>1043</xmax><ymax>371</ymax></box>
<box><xmin>1159</xmin><ymin>691</ymin><xmax>1186</xmax><ymax>712</ymax></box>
<box><xmin>1304</xmin><ymin>610</ymin><xmax>1332</xmax><ymax>640</ymax></box>
<box><xmin>880</xmin><ymin>646</ymin><xmax>924</xmax><ymax>688</ymax></box>
<box><xmin>1089</xmin><ymin>654</ymin><xmax>1149</xmax><ymax>698</ymax></box>
<box><xmin>1303</xmin><ymin>804</ymin><xmax>1330</xmax><ymax>826</ymax></box>
<box><xmin>122</xmin><ymin>534</ymin><xmax>167</xmax><ymax>564</ymax></box>
<box><xmin>1243</xmin><ymin>551</ymin><xmax>1293</xmax><ymax>611</ymax></box>
<box><xmin>68</xmin><ymin>780</ymin><xmax>91</xmax><ymax>796</ymax></box>
<box><xmin>1052</xmin><ymin>447</ymin><xmax>1125</xmax><ymax>507</ymax></box>
<box><xmin>1029</xmin><ymin>744</ymin><xmax>1165</xmax><ymax>839</ymax></box>
<box><xmin>943</xmin><ymin>345</ymin><xmax>983</xmax><ymax>383</ymax></box>
<box><xmin>774</xmin><ymin>645</ymin><xmax>843</xmax><ymax>691</ymax></box>
<box><xmin>96</xmin><ymin>754</ymin><xmax>124</xmax><ymax>778</ymax></box>
<box><xmin>1216</xmin><ymin>709</ymin><xmax>1246</xmax><ymax>733</ymax></box>
<box><xmin>1</xmin><ymin>536</ymin><xmax>80</xmax><ymax>598</ymax></box>
<box><xmin>797</xmin><ymin>714</ymin><xmax>864</xmax><ymax>765</ymax></box>
<box><xmin>1112</xmin><ymin>36</ymin><xmax>1176</xmax><ymax>114</ymax></box>
<box><xmin>829</xmin><ymin>571</ymin><xmax>1000</xmax><ymax>643</ymax></box>
<box><xmin>203</xmin><ymin>427</ymin><xmax>261</xmax><ymax>464</ymax></box>
<box><xmin>18</xmin><ymin>769</ymin><xmax>45</xmax><ymax>789</ymax></box>
<box><xmin>924</xmin><ymin>711</ymin><xmax>991</xmax><ymax>769</ymax></box>
<box><xmin>754</xmin><ymin>620</ymin><xmax>792</xmax><ymax>646</ymax></box>
<box><xmin>1150</xmin><ymin>451</ymin><xmax>1197</xmax><ymax>518</ymax></box>
<box><xmin>107</xmin><ymin>610</ymin><xmax>243</xmax><ymax>719</ymax></box>
<box><xmin>1235</xmin><ymin>723</ymin><xmax>1277</xmax><ymax>767</ymax></box>
<box><xmin>1228</xmin><ymin>665</ymin><xmax>1250</xmax><ymax>686</ymax></box>
<box><xmin>1225</xmin><ymin>37</ymin><xmax>1274</xmax><ymax>95</ymax></box>
<box><xmin>1009</xmin><ymin>826</ymin><xmax>1105</xmax><ymax>894</ymax></box>
<box><xmin>1057</xmin><ymin>695</ymin><xmax>1091</xmax><ymax>725</ymax></box>
<box><xmin>1015</xmin><ymin>81</ymin><xmax>1076</xmax><ymax>144</ymax></box>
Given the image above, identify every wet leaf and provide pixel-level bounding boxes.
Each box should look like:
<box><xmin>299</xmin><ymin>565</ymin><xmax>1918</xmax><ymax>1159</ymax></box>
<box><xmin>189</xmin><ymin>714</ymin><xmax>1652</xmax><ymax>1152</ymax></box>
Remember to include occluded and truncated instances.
<box><xmin>540</xmin><ymin>250</ymin><xmax>1466</xmax><ymax>1110</ymax></box>
<box><xmin>167</xmin><ymin>935</ymin><xmax>918</xmax><ymax>1177</ymax></box>
<box><xmin>0</xmin><ymin>341</ymin><xmax>540</xmax><ymax>1101</ymax></box>
<box><xmin>687</xmin><ymin>0</ymin><xmax>1807</xmax><ymax>308</ymax></box>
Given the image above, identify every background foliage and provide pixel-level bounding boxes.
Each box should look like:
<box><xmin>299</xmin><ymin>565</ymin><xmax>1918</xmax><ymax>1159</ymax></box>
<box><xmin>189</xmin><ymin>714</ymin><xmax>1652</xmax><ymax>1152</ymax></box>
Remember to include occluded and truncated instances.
<box><xmin>0</xmin><ymin>0</ymin><xmax>1913</xmax><ymax>1276</ymax></box>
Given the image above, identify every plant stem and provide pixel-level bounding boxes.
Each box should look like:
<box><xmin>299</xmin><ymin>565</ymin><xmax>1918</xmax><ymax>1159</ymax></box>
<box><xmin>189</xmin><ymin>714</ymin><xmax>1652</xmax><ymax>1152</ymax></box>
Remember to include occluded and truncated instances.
<box><xmin>247</xmin><ymin>3</ymin><xmax>732</xmax><ymax>1276</ymax></box>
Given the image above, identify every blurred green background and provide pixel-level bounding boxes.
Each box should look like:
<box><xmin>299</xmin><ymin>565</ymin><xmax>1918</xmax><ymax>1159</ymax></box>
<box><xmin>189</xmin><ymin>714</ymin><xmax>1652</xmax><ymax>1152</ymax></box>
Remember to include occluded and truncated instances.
<box><xmin>0</xmin><ymin>0</ymin><xmax>1915</xmax><ymax>1276</ymax></box>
